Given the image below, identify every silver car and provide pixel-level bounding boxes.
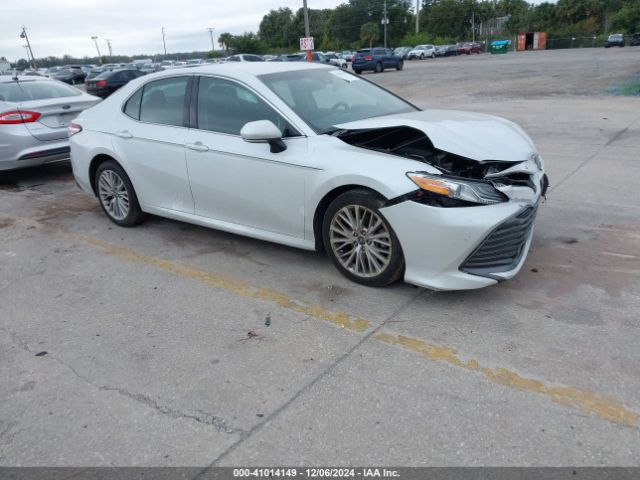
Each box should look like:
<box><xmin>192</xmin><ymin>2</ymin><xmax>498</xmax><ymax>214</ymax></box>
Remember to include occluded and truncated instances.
<box><xmin>0</xmin><ymin>75</ymin><xmax>100</xmax><ymax>171</ymax></box>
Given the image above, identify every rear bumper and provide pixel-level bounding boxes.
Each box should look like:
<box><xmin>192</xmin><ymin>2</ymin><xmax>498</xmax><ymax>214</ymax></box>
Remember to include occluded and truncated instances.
<box><xmin>86</xmin><ymin>88</ymin><xmax>111</xmax><ymax>98</ymax></box>
<box><xmin>0</xmin><ymin>125</ymin><xmax>71</xmax><ymax>171</ymax></box>
<box><xmin>0</xmin><ymin>145</ymin><xmax>70</xmax><ymax>171</ymax></box>
<box><xmin>352</xmin><ymin>60</ymin><xmax>376</xmax><ymax>71</ymax></box>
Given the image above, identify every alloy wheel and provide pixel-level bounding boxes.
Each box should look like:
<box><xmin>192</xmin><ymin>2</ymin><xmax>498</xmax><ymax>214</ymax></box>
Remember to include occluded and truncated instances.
<box><xmin>329</xmin><ymin>205</ymin><xmax>392</xmax><ymax>278</ymax></box>
<box><xmin>98</xmin><ymin>170</ymin><xmax>130</xmax><ymax>221</ymax></box>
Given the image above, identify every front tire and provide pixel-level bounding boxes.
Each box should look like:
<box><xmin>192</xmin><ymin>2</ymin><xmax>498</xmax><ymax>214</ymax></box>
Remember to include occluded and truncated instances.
<box><xmin>396</xmin><ymin>60</ymin><xmax>404</xmax><ymax>71</ymax></box>
<box><xmin>374</xmin><ymin>62</ymin><xmax>383</xmax><ymax>73</ymax></box>
<box><xmin>322</xmin><ymin>190</ymin><xmax>404</xmax><ymax>287</ymax></box>
<box><xmin>95</xmin><ymin>160</ymin><xmax>147</xmax><ymax>227</ymax></box>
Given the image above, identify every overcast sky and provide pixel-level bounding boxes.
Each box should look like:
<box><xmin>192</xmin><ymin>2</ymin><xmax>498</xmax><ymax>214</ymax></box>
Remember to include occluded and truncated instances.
<box><xmin>0</xmin><ymin>0</ymin><xmax>342</xmax><ymax>61</ymax></box>
<box><xmin>1</xmin><ymin>0</ymin><xmax>554</xmax><ymax>61</ymax></box>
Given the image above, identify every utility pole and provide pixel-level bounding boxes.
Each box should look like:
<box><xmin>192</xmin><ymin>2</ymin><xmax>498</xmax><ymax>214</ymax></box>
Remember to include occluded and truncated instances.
<box><xmin>207</xmin><ymin>28</ymin><xmax>215</xmax><ymax>51</ymax></box>
<box><xmin>415</xmin><ymin>0</ymin><xmax>420</xmax><ymax>34</ymax></box>
<box><xmin>472</xmin><ymin>11</ymin><xmax>475</xmax><ymax>42</ymax></box>
<box><xmin>106</xmin><ymin>39</ymin><xmax>113</xmax><ymax>56</ymax></box>
<box><xmin>382</xmin><ymin>0</ymin><xmax>389</xmax><ymax>48</ymax></box>
<box><xmin>302</xmin><ymin>0</ymin><xmax>310</xmax><ymax>38</ymax></box>
<box><xmin>91</xmin><ymin>36</ymin><xmax>102</xmax><ymax>59</ymax></box>
<box><xmin>162</xmin><ymin>27</ymin><xmax>167</xmax><ymax>56</ymax></box>
<box><xmin>20</xmin><ymin>26</ymin><xmax>36</xmax><ymax>68</ymax></box>
<box><xmin>302</xmin><ymin>0</ymin><xmax>311</xmax><ymax>61</ymax></box>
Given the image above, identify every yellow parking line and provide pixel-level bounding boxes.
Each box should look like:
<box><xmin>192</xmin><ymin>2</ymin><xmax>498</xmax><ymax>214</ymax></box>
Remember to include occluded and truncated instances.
<box><xmin>64</xmin><ymin>231</ymin><xmax>371</xmax><ymax>333</ymax></box>
<box><xmin>3</xmin><ymin>212</ymin><xmax>638</xmax><ymax>427</ymax></box>
<box><xmin>374</xmin><ymin>333</ymin><xmax>638</xmax><ymax>427</ymax></box>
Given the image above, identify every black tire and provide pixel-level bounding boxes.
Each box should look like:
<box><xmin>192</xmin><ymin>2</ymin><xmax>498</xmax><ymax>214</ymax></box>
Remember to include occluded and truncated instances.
<box><xmin>95</xmin><ymin>160</ymin><xmax>147</xmax><ymax>227</ymax></box>
<box><xmin>322</xmin><ymin>189</ymin><xmax>404</xmax><ymax>287</ymax></box>
<box><xmin>420</xmin><ymin>54</ymin><xmax>425</xmax><ymax>60</ymax></box>
<box><xmin>374</xmin><ymin>62</ymin><xmax>383</xmax><ymax>73</ymax></box>
<box><xmin>354</xmin><ymin>69</ymin><xmax>362</xmax><ymax>74</ymax></box>
<box><xmin>396</xmin><ymin>60</ymin><xmax>404</xmax><ymax>71</ymax></box>
<box><xmin>431</xmin><ymin>53</ymin><xmax>436</xmax><ymax>58</ymax></box>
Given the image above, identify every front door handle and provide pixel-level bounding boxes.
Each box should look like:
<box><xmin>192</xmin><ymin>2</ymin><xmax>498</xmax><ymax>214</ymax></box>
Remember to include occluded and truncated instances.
<box><xmin>114</xmin><ymin>130</ymin><xmax>133</xmax><ymax>139</ymax></box>
<box><xmin>186</xmin><ymin>141</ymin><xmax>209</xmax><ymax>152</ymax></box>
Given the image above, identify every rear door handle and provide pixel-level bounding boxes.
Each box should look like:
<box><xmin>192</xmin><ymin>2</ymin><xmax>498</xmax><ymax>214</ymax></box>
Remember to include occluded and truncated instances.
<box><xmin>186</xmin><ymin>141</ymin><xmax>209</xmax><ymax>152</ymax></box>
<box><xmin>114</xmin><ymin>130</ymin><xmax>133</xmax><ymax>139</ymax></box>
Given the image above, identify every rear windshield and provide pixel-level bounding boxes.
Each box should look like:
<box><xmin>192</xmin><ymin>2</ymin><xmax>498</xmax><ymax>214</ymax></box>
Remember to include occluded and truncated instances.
<box><xmin>0</xmin><ymin>80</ymin><xmax>81</xmax><ymax>102</ymax></box>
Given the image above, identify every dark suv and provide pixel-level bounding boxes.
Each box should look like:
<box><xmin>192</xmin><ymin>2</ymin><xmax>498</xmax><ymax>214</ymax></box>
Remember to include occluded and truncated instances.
<box><xmin>630</xmin><ymin>33</ymin><xmax>640</xmax><ymax>46</ymax></box>
<box><xmin>352</xmin><ymin>48</ymin><xmax>403</xmax><ymax>74</ymax></box>
<box><xmin>605</xmin><ymin>34</ymin><xmax>625</xmax><ymax>48</ymax></box>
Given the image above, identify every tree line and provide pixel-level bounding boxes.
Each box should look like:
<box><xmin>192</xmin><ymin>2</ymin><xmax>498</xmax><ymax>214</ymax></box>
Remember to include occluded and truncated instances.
<box><xmin>220</xmin><ymin>0</ymin><xmax>640</xmax><ymax>53</ymax></box>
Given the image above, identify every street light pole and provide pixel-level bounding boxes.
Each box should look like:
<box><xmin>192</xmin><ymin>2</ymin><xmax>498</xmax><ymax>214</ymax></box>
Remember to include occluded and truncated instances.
<box><xmin>162</xmin><ymin>27</ymin><xmax>167</xmax><ymax>56</ymax></box>
<box><xmin>91</xmin><ymin>36</ymin><xmax>102</xmax><ymax>60</ymax></box>
<box><xmin>415</xmin><ymin>0</ymin><xmax>420</xmax><ymax>34</ymax></box>
<box><xmin>207</xmin><ymin>28</ymin><xmax>215</xmax><ymax>51</ymax></box>
<box><xmin>20</xmin><ymin>26</ymin><xmax>36</xmax><ymax>68</ymax></box>
<box><xmin>106</xmin><ymin>39</ymin><xmax>113</xmax><ymax>57</ymax></box>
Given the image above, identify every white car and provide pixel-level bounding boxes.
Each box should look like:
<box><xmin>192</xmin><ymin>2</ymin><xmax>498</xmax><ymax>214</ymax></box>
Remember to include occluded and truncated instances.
<box><xmin>69</xmin><ymin>63</ymin><xmax>547</xmax><ymax>290</ymax></box>
<box><xmin>325</xmin><ymin>53</ymin><xmax>348</xmax><ymax>69</ymax></box>
<box><xmin>408</xmin><ymin>45</ymin><xmax>436</xmax><ymax>59</ymax></box>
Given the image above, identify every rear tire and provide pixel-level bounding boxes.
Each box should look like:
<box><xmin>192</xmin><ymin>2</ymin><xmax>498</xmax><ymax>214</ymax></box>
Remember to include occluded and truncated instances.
<box><xmin>323</xmin><ymin>190</ymin><xmax>404</xmax><ymax>287</ymax></box>
<box><xmin>374</xmin><ymin>62</ymin><xmax>383</xmax><ymax>73</ymax></box>
<box><xmin>354</xmin><ymin>69</ymin><xmax>362</xmax><ymax>74</ymax></box>
<box><xmin>95</xmin><ymin>160</ymin><xmax>147</xmax><ymax>227</ymax></box>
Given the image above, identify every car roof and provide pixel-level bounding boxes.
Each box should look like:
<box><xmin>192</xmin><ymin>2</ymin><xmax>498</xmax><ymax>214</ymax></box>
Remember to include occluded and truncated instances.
<box><xmin>149</xmin><ymin>61</ymin><xmax>332</xmax><ymax>78</ymax></box>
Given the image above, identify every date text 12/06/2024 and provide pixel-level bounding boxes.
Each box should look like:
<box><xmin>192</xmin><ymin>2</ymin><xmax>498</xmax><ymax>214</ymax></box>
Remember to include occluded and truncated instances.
<box><xmin>232</xmin><ymin>468</ymin><xmax>400</xmax><ymax>478</ymax></box>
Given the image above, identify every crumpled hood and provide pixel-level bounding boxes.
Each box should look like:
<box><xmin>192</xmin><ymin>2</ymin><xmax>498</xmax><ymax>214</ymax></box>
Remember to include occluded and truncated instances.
<box><xmin>335</xmin><ymin>109</ymin><xmax>537</xmax><ymax>162</ymax></box>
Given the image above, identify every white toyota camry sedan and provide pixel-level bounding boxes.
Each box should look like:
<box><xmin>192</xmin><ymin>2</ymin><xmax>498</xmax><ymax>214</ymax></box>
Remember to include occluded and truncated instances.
<box><xmin>69</xmin><ymin>62</ymin><xmax>547</xmax><ymax>290</ymax></box>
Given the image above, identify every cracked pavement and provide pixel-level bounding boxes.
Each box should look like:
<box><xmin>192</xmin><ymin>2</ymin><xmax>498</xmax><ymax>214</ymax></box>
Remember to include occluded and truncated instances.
<box><xmin>1</xmin><ymin>48</ymin><xmax>640</xmax><ymax>466</ymax></box>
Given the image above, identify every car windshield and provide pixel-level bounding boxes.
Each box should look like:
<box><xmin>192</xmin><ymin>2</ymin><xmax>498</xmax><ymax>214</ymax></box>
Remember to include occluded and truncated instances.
<box><xmin>0</xmin><ymin>80</ymin><xmax>81</xmax><ymax>102</ymax></box>
<box><xmin>259</xmin><ymin>68</ymin><xmax>418</xmax><ymax>133</ymax></box>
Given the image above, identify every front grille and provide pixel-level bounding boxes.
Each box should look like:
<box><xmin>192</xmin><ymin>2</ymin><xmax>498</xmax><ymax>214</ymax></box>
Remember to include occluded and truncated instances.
<box><xmin>460</xmin><ymin>204</ymin><xmax>538</xmax><ymax>276</ymax></box>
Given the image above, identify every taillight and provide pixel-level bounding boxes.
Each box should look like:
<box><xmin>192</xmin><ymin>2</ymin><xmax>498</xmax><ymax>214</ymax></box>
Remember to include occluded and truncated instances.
<box><xmin>364</xmin><ymin>55</ymin><xmax>373</xmax><ymax>61</ymax></box>
<box><xmin>96</xmin><ymin>80</ymin><xmax>107</xmax><ymax>88</ymax></box>
<box><xmin>0</xmin><ymin>110</ymin><xmax>41</xmax><ymax>125</ymax></box>
<box><xmin>68</xmin><ymin>123</ymin><xmax>83</xmax><ymax>136</ymax></box>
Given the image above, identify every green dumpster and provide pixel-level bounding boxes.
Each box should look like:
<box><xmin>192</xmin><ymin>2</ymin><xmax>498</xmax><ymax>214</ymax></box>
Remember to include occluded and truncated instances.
<box><xmin>490</xmin><ymin>40</ymin><xmax>509</xmax><ymax>54</ymax></box>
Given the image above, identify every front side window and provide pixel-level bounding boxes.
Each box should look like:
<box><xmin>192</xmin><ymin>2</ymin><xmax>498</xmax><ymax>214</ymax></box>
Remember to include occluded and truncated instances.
<box><xmin>196</xmin><ymin>76</ymin><xmax>296</xmax><ymax>136</ymax></box>
<box><xmin>139</xmin><ymin>77</ymin><xmax>189</xmax><ymax>127</ymax></box>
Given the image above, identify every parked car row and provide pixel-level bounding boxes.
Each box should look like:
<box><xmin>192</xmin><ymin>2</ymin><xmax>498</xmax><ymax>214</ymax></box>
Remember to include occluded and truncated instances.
<box><xmin>395</xmin><ymin>42</ymin><xmax>482</xmax><ymax>60</ymax></box>
<box><xmin>605</xmin><ymin>33</ymin><xmax>640</xmax><ymax>47</ymax></box>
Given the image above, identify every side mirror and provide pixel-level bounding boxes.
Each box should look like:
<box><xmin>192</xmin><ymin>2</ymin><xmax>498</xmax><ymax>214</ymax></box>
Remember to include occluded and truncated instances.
<box><xmin>240</xmin><ymin>120</ymin><xmax>287</xmax><ymax>153</ymax></box>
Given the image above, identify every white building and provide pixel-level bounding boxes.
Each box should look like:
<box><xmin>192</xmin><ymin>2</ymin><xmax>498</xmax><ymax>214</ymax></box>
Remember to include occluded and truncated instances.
<box><xmin>0</xmin><ymin>57</ymin><xmax>11</xmax><ymax>74</ymax></box>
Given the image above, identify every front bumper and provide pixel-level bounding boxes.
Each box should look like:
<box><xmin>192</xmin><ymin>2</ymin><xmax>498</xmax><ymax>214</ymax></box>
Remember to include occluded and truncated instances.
<box><xmin>380</xmin><ymin>199</ymin><xmax>537</xmax><ymax>290</ymax></box>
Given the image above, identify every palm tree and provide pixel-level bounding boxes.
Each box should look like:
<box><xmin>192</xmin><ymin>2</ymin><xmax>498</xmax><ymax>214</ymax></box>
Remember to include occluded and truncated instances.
<box><xmin>360</xmin><ymin>22</ymin><xmax>379</xmax><ymax>48</ymax></box>
<box><xmin>218</xmin><ymin>32</ymin><xmax>234</xmax><ymax>55</ymax></box>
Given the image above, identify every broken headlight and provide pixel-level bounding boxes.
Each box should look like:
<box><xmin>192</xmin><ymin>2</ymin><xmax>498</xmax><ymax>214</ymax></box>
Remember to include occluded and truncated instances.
<box><xmin>406</xmin><ymin>172</ymin><xmax>507</xmax><ymax>207</ymax></box>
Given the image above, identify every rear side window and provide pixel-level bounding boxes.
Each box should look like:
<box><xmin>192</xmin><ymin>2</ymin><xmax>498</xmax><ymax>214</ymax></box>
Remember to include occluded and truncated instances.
<box><xmin>123</xmin><ymin>88</ymin><xmax>142</xmax><ymax>120</ymax></box>
<box><xmin>139</xmin><ymin>77</ymin><xmax>189</xmax><ymax>127</ymax></box>
<box><xmin>0</xmin><ymin>80</ymin><xmax>80</xmax><ymax>102</ymax></box>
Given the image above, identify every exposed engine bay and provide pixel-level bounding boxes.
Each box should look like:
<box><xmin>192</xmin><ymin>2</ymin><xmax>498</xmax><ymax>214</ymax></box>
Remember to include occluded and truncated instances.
<box><xmin>334</xmin><ymin>126</ymin><xmax>545</xmax><ymax>194</ymax></box>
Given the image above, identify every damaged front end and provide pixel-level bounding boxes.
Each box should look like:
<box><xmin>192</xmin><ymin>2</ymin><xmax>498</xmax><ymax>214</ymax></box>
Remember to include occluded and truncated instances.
<box><xmin>333</xmin><ymin>125</ymin><xmax>548</xmax><ymax>207</ymax></box>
